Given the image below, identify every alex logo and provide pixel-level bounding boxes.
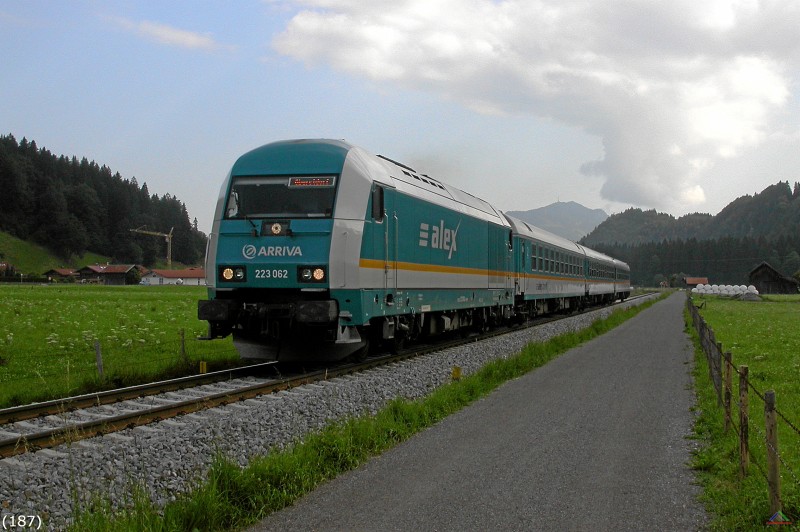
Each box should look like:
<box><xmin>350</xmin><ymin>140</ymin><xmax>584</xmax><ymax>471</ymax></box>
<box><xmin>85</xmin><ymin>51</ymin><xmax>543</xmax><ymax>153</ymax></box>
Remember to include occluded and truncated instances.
<box><xmin>242</xmin><ymin>244</ymin><xmax>303</xmax><ymax>259</ymax></box>
<box><xmin>419</xmin><ymin>220</ymin><xmax>460</xmax><ymax>259</ymax></box>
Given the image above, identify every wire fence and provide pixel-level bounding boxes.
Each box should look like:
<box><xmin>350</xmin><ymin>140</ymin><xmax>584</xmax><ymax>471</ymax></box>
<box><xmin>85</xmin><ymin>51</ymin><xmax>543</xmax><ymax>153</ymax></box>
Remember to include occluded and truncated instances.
<box><xmin>687</xmin><ymin>296</ymin><xmax>799</xmax><ymax>520</ymax></box>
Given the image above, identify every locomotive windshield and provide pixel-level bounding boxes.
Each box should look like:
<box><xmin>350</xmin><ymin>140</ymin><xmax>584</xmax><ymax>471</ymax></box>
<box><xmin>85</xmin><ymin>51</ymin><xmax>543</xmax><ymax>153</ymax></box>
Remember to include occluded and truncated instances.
<box><xmin>225</xmin><ymin>175</ymin><xmax>337</xmax><ymax>219</ymax></box>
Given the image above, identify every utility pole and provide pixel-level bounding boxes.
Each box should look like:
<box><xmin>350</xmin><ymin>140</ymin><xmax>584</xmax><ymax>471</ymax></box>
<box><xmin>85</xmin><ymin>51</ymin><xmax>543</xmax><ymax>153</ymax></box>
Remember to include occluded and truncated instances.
<box><xmin>129</xmin><ymin>226</ymin><xmax>174</xmax><ymax>268</ymax></box>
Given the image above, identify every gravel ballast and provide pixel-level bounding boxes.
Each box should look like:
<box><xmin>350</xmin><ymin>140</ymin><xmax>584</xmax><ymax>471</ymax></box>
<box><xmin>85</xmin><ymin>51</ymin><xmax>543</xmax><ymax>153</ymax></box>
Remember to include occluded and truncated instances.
<box><xmin>0</xmin><ymin>295</ymin><xmax>657</xmax><ymax>530</ymax></box>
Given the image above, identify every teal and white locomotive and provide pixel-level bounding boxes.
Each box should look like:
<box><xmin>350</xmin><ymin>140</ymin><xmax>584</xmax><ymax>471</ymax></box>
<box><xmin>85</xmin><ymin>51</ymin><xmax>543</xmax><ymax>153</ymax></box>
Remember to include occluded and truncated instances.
<box><xmin>198</xmin><ymin>139</ymin><xmax>630</xmax><ymax>361</ymax></box>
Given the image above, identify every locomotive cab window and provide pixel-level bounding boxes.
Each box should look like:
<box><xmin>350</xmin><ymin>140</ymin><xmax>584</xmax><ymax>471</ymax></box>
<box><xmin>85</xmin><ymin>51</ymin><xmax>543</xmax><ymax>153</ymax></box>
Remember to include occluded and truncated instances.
<box><xmin>225</xmin><ymin>175</ymin><xmax>337</xmax><ymax>219</ymax></box>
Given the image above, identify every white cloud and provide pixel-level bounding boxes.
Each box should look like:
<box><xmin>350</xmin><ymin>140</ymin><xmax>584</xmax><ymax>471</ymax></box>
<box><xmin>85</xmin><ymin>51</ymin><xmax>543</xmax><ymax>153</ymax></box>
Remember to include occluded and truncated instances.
<box><xmin>272</xmin><ymin>0</ymin><xmax>799</xmax><ymax>214</ymax></box>
<box><xmin>114</xmin><ymin>17</ymin><xmax>233</xmax><ymax>52</ymax></box>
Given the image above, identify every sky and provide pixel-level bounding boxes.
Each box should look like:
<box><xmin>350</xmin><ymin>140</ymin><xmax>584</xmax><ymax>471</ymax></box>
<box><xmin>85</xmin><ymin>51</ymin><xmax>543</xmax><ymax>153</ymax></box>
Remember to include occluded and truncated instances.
<box><xmin>2</xmin><ymin>0</ymin><xmax>799</xmax><ymax>234</ymax></box>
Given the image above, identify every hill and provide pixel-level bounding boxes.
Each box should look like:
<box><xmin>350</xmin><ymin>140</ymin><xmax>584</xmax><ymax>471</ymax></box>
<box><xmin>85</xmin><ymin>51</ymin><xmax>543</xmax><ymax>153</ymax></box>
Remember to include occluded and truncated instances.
<box><xmin>582</xmin><ymin>182</ymin><xmax>800</xmax><ymax>246</ymax></box>
<box><xmin>0</xmin><ymin>134</ymin><xmax>207</xmax><ymax>265</ymax></box>
<box><xmin>0</xmin><ymin>230</ymin><xmax>109</xmax><ymax>276</ymax></box>
<box><xmin>579</xmin><ymin>182</ymin><xmax>800</xmax><ymax>286</ymax></box>
<box><xmin>506</xmin><ymin>201</ymin><xmax>608</xmax><ymax>241</ymax></box>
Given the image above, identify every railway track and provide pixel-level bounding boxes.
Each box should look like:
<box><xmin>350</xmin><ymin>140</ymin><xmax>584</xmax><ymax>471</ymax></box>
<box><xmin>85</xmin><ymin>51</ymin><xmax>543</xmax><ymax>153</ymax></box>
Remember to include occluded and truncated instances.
<box><xmin>0</xmin><ymin>295</ymin><xmax>651</xmax><ymax>459</ymax></box>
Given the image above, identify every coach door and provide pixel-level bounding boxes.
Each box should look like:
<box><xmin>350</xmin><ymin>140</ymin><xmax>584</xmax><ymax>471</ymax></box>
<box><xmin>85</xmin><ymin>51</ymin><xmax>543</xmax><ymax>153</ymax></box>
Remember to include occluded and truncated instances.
<box><xmin>506</xmin><ymin>230</ymin><xmax>514</xmax><ymax>294</ymax></box>
<box><xmin>516</xmin><ymin>239</ymin><xmax>528</xmax><ymax>296</ymax></box>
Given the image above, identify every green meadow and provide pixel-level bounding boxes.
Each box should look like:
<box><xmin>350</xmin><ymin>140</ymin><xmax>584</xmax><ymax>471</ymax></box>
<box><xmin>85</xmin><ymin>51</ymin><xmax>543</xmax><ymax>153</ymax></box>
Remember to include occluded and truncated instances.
<box><xmin>0</xmin><ymin>284</ymin><xmax>239</xmax><ymax>407</ymax></box>
<box><xmin>691</xmin><ymin>294</ymin><xmax>800</xmax><ymax>529</ymax></box>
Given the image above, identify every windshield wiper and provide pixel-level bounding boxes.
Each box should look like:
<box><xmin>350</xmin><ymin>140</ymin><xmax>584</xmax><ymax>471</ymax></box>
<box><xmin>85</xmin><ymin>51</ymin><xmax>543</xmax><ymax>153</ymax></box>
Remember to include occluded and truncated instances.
<box><xmin>243</xmin><ymin>214</ymin><xmax>259</xmax><ymax>236</ymax></box>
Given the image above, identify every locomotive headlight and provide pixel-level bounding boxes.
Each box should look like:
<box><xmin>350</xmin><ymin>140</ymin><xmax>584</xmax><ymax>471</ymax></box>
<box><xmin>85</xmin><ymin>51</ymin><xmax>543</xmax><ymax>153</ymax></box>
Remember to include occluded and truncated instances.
<box><xmin>298</xmin><ymin>266</ymin><xmax>326</xmax><ymax>283</ymax></box>
<box><xmin>220</xmin><ymin>266</ymin><xmax>246</xmax><ymax>282</ymax></box>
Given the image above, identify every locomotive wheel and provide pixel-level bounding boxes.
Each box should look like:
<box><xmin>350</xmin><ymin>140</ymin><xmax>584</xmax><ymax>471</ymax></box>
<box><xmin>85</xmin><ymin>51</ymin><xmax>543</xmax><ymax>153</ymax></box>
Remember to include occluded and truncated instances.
<box><xmin>387</xmin><ymin>334</ymin><xmax>405</xmax><ymax>355</ymax></box>
<box><xmin>350</xmin><ymin>338</ymin><xmax>369</xmax><ymax>362</ymax></box>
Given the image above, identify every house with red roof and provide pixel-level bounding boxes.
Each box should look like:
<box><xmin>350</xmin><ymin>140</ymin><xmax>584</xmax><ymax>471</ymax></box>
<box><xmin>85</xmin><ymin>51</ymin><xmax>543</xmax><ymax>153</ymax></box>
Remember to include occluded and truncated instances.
<box><xmin>76</xmin><ymin>264</ymin><xmax>143</xmax><ymax>285</ymax></box>
<box><xmin>140</xmin><ymin>267</ymin><xmax>206</xmax><ymax>286</ymax></box>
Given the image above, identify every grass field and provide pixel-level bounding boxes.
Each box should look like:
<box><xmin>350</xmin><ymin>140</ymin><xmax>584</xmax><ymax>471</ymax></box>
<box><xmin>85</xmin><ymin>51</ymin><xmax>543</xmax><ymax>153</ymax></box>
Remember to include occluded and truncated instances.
<box><xmin>0</xmin><ymin>284</ymin><xmax>239</xmax><ymax>407</ymax></box>
<box><xmin>691</xmin><ymin>294</ymin><xmax>800</xmax><ymax>529</ymax></box>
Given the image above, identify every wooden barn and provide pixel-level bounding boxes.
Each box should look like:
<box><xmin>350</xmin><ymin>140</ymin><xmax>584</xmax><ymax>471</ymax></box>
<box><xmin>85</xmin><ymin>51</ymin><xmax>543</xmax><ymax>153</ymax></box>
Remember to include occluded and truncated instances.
<box><xmin>749</xmin><ymin>262</ymin><xmax>800</xmax><ymax>295</ymax></box>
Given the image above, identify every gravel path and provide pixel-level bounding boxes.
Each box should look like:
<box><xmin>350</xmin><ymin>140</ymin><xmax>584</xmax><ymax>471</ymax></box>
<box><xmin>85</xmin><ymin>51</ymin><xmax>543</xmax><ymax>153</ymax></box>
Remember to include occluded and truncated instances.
<box><xmin>250</xmin><ymin>292</ymin><xmax>707</xmax><ymax>531</ymax></box>
<box><xmin>0</xmin><ymin>294</ymin><xmax>661</xmax><ymax>530</ymax></box>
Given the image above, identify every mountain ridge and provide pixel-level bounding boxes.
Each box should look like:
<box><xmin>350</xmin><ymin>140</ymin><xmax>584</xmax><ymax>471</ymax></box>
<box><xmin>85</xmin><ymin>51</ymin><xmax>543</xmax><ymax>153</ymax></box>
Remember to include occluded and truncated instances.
<box><xmin>505</xmin><ymin>201</ymin><xmax>608</xmax><ymax>241</ymax></box>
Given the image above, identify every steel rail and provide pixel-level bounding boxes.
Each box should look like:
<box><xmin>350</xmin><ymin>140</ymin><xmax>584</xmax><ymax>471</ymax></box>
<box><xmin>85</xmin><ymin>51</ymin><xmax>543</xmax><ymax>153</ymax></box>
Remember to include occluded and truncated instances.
<box><xmin>0</xmin><ymin>361</ymin><xmax>278</xmax><ymax>425</ymax></box>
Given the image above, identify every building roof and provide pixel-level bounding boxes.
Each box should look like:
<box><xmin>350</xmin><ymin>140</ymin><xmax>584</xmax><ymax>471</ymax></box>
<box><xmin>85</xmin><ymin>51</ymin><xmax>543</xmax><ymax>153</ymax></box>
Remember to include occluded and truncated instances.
<box><xmin>685</xmin><ymin>277</ymin><xmax>709</xmax><ymax>285</ymax></box>
<box><xmin>45</xmin><ymin>268</ymin><xmax>78</xmax><ymax>276</ymax></box>
<box><xmin>145</xmin><ymin>268</ymin><xmax>205</xmax><ymax>279</ymax></box>
<box><xmin>78</xmin><ymin>264</ymin><xmax>137</xmax><ymax>275</ymax></box>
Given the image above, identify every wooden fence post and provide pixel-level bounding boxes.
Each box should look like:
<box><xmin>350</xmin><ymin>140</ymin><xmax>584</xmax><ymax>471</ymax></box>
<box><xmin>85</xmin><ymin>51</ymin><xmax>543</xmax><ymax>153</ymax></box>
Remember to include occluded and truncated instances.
<box><xmin>764</xmin><ymin>390</ymin><xmax>782</xmax><ymax>515</ymax></box>
<box><xmin>94</xmin><ymin>340</ymin><xmax>104</xmax><ymax>380</ymax></box>
<box><xmin>739</xmin><ymin>365</ymin><xmax>749</xmax><ymax>478</ymax></box>
<box><xmin>714</xmin><ymin>341</ymin><xmax>723</xmax><ymax>406</ymax></box>
<box><xmin>179</xmin><ymin>328</ymin><xmax>188</xmax><ymax>365</ymax></box>
<box><xmin>723</xmin><ymin>352</ymin><xmax>732</xmax><ymax>433</ymax></box>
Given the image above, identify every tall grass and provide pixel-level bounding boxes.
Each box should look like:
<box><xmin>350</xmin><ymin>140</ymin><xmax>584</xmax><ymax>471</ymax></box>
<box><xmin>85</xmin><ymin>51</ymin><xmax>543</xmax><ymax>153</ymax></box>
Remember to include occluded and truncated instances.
<box><xmin>0</xmin><ymin>285</ymin><xmax>239</xmax><ymax>407</ymax></box>
<box><xmin>69</xmin><ymin>295</ymin><xmax>663</xmax><ymax>531</ymax></box>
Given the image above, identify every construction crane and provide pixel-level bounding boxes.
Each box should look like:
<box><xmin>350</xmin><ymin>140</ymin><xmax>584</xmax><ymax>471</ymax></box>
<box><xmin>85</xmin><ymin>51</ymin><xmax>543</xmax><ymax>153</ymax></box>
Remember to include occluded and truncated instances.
<box><xmin>129</xmin><ymin>226</ymin><xmax>174</xmax><ymax>268</ymax></box>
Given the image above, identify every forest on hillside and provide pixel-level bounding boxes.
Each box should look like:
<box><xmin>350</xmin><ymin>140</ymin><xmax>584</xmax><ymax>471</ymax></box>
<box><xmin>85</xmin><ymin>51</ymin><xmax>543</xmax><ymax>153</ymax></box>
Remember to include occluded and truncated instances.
<box><xmin>582</xmin><ymin>182</ymin><xmax>800</xmax><ymax>286</ymax></box>
<box><xmin>0</xmin><ymin>134</ymin><xmax>207</xmax><ymax>265</ymax></box>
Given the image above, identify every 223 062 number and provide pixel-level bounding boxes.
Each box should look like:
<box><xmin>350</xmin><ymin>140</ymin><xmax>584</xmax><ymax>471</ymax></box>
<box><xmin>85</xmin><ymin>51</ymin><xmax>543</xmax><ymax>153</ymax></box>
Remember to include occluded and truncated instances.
<box><xmin>255</xmin><ymin>269</ymin><xmax>289</xmax><ymax>279</ymax></box>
